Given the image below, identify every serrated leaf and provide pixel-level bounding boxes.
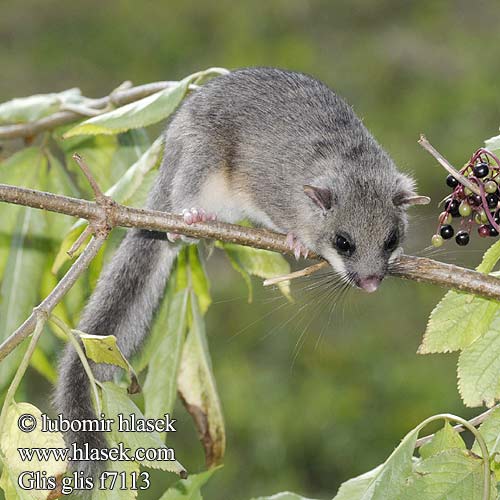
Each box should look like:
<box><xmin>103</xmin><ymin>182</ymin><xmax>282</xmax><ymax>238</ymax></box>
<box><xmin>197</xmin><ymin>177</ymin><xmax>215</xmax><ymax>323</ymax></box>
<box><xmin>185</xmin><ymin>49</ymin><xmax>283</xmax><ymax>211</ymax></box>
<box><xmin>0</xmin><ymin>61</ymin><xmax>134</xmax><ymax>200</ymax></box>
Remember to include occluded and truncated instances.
<box><xmin>458</xmin><ymin>320</ymin><xmax>500</xmax><ymax>407</ymax></box>
<box><xmin>419</xmin><ymin>422</ymin><xmax>466</xmax><ymax>459</ymax></box>
<box><xmin>64</xmin><ymin>77</ymin><xmax>191</xmax><ymax>137</ymax></box>
<box><xmin>91</xmin><ymin>451</ymin><xmax>140</xmax><ymax>500</ymax></box>
<box><xmin>400</xmin><ymin>449</ymin><xmax>494</xmax><ymax>500</ymax></box>
<box><xmin>0</xmin><ymin>402</ymin><xmax>67</xmax><ymax>500</ymax></box>
<box><xmin>221</xmin><ymin>243</ymin><xmax>291</xmax><ymax>302</ymax></box>
<box><xmin>333</xmin><ymin>425</ymin><xmax>419</xmax><ymax>500</ymax></box>
<box><xmin>100</xmin><ymin>382</ymin><xmax>186</xmax><ymax>476</ymax></box>
<box><xmin>0</xmin><ymin>88</ymin><xmax>91</xmax><ymax>123</ymax></box>
<box><xmin>80</xmin><ymin>333</ymin><xmax>139</xmax><ymax>392</ymax></box>
<box><xmin>420</xmin><ymin>241</ymin><xmax>500</xmax><ymax>354</ymax></box>
<box><xmin>159</xmin><ymin>467</ymin><xmax>221</xmax><ymax>500</ymax></box>
<box><xmin>178</xmin><ymin>293</ymin><xmax>225</xmax><ymax>467</ymax></box>
<box><xmin>472</xmin><ymin>407</ymin><xmax>500</xmax><ymax>456</ymax></box>
<box><xmin>143</xmin><ymin>290</ymin><xmax>189</xmax><ymax>419</ymax></box>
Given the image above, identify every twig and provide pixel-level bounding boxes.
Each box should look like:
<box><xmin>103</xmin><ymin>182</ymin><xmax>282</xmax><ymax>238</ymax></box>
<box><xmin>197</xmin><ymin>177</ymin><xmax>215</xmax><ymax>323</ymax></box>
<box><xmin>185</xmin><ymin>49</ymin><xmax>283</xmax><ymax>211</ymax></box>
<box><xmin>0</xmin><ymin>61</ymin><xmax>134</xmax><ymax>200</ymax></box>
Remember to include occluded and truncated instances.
<box><xmin>263</xmin><ymin>261</ymin><xmax>329</xmax><ymax>286</ymax></box>
<box><xmin>72</xmin><ymin>153</ymin><xmax>107</xmax><ymax>202</ymax></box>
<box><xmin>418</xmin><ymin>135</ymin><xmax>481</xmax><ymax>195</ymax></box>
<box><xmin>0</xmin><ymin>81</ymin><xmax>198</xmax><ymax>140</ymax></box>
<box><xmin>0</xmin><ymin>317</ymin><xmax>46</xmax><ymax>433</ymax></box>
<box><xmin>415</xmin><ymin>404</ymin><xmax>500</xmax><ymax>448</ymax></box>
<box><xmin>2</xmin><ymin>183</ymin><xmax>500</xmax><ymax>302</ymax></box>
<box><xmin>0</xmin><ymin>235</ymin><xmax>107</xmax><ymax>363</ymax></box>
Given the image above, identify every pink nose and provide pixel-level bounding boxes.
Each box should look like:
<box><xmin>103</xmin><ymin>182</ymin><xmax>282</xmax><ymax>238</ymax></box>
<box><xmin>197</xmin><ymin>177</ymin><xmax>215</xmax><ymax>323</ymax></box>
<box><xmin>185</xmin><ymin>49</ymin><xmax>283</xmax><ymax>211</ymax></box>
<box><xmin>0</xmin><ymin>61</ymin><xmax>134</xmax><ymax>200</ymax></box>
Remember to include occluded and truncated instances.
<box><xmin>358</xmin><ymin>275</ymin><xmax>382</xmax><ymax>293</ymax></box>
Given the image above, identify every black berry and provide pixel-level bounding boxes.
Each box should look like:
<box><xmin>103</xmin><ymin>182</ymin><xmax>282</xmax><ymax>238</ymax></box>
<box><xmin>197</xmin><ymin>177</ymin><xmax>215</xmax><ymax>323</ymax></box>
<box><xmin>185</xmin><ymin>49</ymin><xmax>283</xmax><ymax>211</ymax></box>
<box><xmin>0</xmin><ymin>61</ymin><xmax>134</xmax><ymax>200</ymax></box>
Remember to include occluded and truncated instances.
<box><xmin>473</xmin><ymin>162</ymin><xmax>489</xmax><ymax>178</ymax></box>
<box><xmin>468</xmin><ymin>194</ymin><xmax>482</xmax><ymax>206</ymax></box>
<box><xmin>446</xmin><ymin>175</ymin><xmax>459</xmax><ymax>188</ymax></box>
<box><xmin>440</xmin><ymin>224</ymin><xmax>454</xmax><ymax>239</ymax></box>
<box><xmin>486</xmin><ymin>193</ymin><xmax>499</xmax><ymax>209</ymax></box>
<box><xmin>444</xmin><ymin>199</ymin><xmax>460</xmax><ymax>217</ymax></box>
<box><xmin>455</xmin><ymin>231</ymin><xmax>470</xmax><ymax>246</ymax></box>
<box><xmin>489</xmin><ymin>225</ymin><xmax>499</xmax><ymax>237</ymax></box>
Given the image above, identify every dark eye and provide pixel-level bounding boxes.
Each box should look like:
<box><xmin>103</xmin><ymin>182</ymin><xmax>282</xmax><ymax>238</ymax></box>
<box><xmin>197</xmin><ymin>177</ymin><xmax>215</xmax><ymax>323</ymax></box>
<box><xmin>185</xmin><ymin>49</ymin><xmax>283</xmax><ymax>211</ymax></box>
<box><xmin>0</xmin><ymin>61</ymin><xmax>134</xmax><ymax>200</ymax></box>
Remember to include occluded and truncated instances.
<box><xmin>385</xmin><ymin>231</ymin><xmax>399</xmax><ymax>251</ymax></box>
<box><xmin>334</xmin><ymin>233</ymin><xmax>355</xmax><ymax>256</ymax></box>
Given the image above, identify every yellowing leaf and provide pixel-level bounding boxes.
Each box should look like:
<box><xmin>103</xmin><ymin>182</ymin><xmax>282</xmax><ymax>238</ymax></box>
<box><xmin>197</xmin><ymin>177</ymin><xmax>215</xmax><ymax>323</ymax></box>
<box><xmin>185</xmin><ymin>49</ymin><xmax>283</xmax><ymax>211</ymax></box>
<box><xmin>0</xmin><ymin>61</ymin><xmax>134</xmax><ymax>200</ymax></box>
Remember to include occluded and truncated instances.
<box><xmin>178</xmin><ymin>293</ymin><xmax>225</xmax><ymax>466</ymax></box>
<box><xmin>0</xmin><ymin>402</ymin><xmax>67</xmax><ymax>500</ymax></box>
<box><xmin>80</xmin><ymin>332</ymin><xmax>139</xmax><ymax>393</ymax></box>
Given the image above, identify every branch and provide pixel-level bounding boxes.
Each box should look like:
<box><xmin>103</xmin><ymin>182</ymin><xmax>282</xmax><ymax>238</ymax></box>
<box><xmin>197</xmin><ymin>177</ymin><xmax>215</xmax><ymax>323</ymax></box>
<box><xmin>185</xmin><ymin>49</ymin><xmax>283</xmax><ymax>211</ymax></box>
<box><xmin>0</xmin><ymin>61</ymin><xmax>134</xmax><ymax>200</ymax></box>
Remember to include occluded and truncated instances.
<box><xmin>0</xmin><ymin>81</ymin><xmax>198</xmax><ymax>140</ymax></box>
<box><xmin>418</xmin><ymin>134</ymin><xmax>481</xmax><ymax>195</ymax></box>
<box><xmin>2</xmin><ymin>183</ymin><xmax>500</xmax><ymax>303</ymax></box>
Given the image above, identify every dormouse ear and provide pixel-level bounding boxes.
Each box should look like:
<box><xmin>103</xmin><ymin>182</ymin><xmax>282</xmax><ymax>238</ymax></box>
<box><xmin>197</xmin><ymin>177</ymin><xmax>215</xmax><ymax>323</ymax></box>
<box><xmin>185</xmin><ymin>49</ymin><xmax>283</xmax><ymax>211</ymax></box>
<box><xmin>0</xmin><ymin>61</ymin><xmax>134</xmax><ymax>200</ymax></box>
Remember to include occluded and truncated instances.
<box><xmin>393</xmin><ymin>192</ymin><xmax>431</xmax><ymax>207</ymax></box>
<box><xmin>303</xmin><ymin>185</ymin><xmax>333</xmax><ymax>214</ymax></box>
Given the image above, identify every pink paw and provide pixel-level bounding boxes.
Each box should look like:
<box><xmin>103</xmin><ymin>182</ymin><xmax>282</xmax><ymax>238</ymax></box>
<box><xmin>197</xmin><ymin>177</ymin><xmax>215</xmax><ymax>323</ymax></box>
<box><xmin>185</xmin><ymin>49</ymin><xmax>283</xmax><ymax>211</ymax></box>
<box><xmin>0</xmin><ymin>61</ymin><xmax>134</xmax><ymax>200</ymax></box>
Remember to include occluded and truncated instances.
<box><xmin>167</xmin><ymin>208</ymin><xmax>217</xmax><ymax>243</ymax></box>
<box><xmin>286</xmin><ymin>232</ymin><xmax>309</xmax><ymax>260</ymax></box>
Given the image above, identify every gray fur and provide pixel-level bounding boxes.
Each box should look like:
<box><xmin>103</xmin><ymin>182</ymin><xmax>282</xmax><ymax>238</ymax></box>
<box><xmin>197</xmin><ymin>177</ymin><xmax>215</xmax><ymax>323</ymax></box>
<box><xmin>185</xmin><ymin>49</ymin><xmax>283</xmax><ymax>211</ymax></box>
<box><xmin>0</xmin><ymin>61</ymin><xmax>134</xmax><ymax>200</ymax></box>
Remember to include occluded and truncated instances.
<box><xmin>54</xmin><ymin>67</ymin><xmax>420</xmax><ymax>478</ymax></box>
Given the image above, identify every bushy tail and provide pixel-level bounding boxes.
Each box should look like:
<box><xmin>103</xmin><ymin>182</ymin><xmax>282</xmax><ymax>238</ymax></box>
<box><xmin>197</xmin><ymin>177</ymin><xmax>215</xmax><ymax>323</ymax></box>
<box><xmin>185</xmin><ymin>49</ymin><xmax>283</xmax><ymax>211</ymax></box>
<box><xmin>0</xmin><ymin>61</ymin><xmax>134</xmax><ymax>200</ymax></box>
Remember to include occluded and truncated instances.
<box><xmin>53</xmin><ymin>228</ymin><xmax>179</xmax><ymax>477</ymax></box>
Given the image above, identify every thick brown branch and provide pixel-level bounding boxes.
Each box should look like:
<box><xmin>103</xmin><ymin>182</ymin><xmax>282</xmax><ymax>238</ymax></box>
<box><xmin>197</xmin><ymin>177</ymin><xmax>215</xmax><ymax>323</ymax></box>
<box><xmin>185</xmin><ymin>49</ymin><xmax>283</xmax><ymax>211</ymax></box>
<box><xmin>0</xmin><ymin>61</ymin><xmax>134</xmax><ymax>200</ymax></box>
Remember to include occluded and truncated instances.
<box><xmin>0</xmin><ymin>81</ymin><xmax>195</xmax><ymax>140</ymax></box>
<box><xmin>1</xmin><ymin>183</ymin><xmax>500</xmax><ymax>302</ymax></box>
<box><xmin>0</xmin><ymin>235</ymin><xmax>106</xmax><ymax>363</ymax></box>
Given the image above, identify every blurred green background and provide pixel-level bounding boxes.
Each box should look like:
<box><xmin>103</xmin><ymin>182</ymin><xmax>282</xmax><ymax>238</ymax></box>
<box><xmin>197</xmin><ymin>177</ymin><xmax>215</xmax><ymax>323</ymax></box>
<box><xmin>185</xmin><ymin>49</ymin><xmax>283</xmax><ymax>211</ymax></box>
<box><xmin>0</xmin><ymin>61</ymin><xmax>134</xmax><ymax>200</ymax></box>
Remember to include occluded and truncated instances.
<box><xmin>1</xmin><ymin>1</ymin><xmax>500</xmax><ymax>499</ymax></box>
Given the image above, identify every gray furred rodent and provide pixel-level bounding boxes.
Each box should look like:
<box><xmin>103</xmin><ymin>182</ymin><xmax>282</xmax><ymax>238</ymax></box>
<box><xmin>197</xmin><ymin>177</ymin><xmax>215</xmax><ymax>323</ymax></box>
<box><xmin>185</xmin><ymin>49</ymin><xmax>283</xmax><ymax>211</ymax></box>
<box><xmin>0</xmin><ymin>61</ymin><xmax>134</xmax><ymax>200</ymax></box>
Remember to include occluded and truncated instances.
<box><xmin>54</xmin><ymin>67</ymin><xmax>429</xmax><ymax>478</ymax></box>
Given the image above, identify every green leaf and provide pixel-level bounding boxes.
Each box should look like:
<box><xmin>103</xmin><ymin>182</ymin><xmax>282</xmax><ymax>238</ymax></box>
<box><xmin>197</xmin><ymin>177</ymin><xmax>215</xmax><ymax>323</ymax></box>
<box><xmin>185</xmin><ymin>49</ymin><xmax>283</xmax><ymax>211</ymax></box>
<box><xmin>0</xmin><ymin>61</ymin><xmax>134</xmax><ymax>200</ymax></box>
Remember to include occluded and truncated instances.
<box><xmin>80</xmin><ymin>332</ymin><xmax>139</xmax><ymax>392</ymax></box>
<box><xmin>251</xmin><ymin>493</ymin><xmax>321</xmax><ymax>500</ymax></box>
<box><xmin>106</xmin><ymin>135</ymin><xmax>163</xmax><ymax>203</ymax></box>
<box><xmin>100</xmin><ymin>382</ymin><xmax>187</xmax><ymax>476</ymax></box>
<box><xmin>0</xmin><ymin>206</ymin><xmax>49</xmax><ymax>392</ymax></box>
<box><xmin>143</xmin><ymin>290</ymin><xmax>189</xmax><ymax>419</ymax></box>
<box><xmin>420</xmin><ymin>241</ymin><xmax>500</xmax><ymax>354</ymax></box>
<box><xmin>485</xmin><ymin>134</ymin><xmax>500</xmax><ymax>154</ymax></box>
<box><xmin>458</xmin><ymin>319</ymin><xmax>500</xmax><ymax>407</ymax></box>
<box><xmin>221</xmin><ymin>243</ymin><xmax>291</xmax><ymax>302</ymax></box>
<box><xmin>53</xmin><ymin>137</ymin><xmax>163</xmax><ymax>272</ymax></box>
<box><xmin>472</xmin><ymin>407</ymin><xmax>500</xmax><ymax>456</ymax></box>
<box><xmin>63</xmin><ymin>68</ymin><xmax>227</xmax><ymax>137</ymax></box>
<box><xmin>0</xmin><ymin>402</ymin><xmax>67</xmax><ymax>500</ymax></box>
<box><xmin>419</xmin><ymin>421</ymin><xmax>466</xmax><ymax>459</ymax></box>
<box><xmin>400</xmin><ymin>449</ymin><xmax>494</xmax><ymax>500</ymax></box>
<box><xmin>178</xmin><ymin>293</ymin><xmax>225</xmax><ymax>466</ymax></box>
<box><xmin>0</xmin><ymin>88</ymin><xmax>92</xmax><ymax>123</ymax></box>
<box><xmin>91</xmin><ymin>451</ymin><xmax>140</xmax><ymax>500</ymax></box>
<box><xmin>333</xmin><ymin>425</ymin><xmax>419</xmax><ymax>500</ymax></box>
<box><xmin>64</xmin><ymin>78</ymin><xmax>191</xmax><ymax>137</ymax></box>
<box><xmin>30</xmin><ymin>346</ymin><xmax>57</xmax><ymax>383</ymax></box>
<box><xmin>158</xmin><ymin>467</ymin><xmax>221</xmax><ymax>500</ymax></box>
<box><xmin>189</xmin><ymin>246</ymin><xmax>211</xmax><ymax>314</ymax></box>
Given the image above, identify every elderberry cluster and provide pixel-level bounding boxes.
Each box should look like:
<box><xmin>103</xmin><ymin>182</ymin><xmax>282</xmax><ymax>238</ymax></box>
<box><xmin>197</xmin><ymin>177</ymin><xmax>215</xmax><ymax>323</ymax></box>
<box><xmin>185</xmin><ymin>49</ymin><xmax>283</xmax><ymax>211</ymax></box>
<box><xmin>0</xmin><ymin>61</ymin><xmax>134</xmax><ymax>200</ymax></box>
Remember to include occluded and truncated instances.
<box><xmin>432</xmin><ymin>149</ymin><xmax>500</xmax><ymax>247</ymax></box>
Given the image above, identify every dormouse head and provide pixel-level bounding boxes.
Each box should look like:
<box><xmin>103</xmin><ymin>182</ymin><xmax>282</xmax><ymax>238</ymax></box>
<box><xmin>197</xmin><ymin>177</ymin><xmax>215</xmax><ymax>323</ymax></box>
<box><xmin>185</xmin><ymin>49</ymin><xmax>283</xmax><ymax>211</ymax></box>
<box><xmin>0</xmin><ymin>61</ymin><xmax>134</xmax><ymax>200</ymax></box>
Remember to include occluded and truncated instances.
<box><xmin>302</xmin><ymin>173</ymin><xmax>429</xmax><ymax>292</ymax></box>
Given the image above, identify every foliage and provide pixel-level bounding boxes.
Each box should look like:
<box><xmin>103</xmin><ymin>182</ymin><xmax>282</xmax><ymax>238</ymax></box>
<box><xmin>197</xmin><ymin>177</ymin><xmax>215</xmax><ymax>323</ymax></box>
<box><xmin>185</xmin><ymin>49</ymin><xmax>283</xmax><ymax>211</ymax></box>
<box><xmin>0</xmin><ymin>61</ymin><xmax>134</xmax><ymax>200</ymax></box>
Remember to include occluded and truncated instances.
<box><xmin>0</xmin><ymin>68</ymin><xmax>293</xmax><ymax>499</ymax></box>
